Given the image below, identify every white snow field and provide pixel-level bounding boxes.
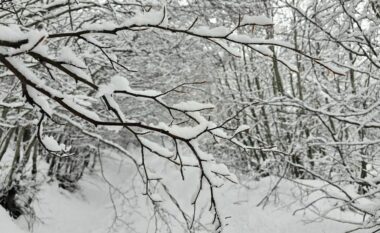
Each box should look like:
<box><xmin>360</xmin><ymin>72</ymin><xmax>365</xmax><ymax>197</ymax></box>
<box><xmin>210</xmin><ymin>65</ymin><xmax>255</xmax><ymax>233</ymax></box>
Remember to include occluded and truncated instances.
<box><xmin>1</xmin><ymin>151</ymin><xmax>367</xmax><ymax>233</ymax></box>
<box><xmin>1</xmin><ymin>207</ymin><xmax>26</xmax><ymax>233</ymax></box>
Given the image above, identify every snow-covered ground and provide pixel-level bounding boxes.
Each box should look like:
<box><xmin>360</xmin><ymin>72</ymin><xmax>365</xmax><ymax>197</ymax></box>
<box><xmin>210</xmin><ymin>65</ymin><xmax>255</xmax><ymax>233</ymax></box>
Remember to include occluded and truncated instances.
<box><xmin>1</xmin><ymin>151</ymin><xmax>367</xmax><ymax>233</ymax></box>
<box><xmin>1</xmin><ymin>207</ymin><xmax>26</xmax><ymax>233</ymax></box>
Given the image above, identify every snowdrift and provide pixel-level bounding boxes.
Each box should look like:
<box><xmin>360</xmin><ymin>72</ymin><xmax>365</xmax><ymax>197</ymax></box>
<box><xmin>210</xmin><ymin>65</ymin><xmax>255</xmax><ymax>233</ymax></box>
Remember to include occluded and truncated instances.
<box><xmin>0</xmin><ymin>207</ymin><xmax>26</xmax><ymax>233</ymax></box>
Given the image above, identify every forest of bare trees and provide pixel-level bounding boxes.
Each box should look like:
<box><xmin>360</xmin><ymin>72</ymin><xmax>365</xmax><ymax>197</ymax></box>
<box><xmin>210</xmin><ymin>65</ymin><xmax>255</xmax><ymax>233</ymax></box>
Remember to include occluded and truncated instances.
<box><xmin>1</xmin><ymin>0</ymin><xmax>380</xmax><ymax>232</ymax></box>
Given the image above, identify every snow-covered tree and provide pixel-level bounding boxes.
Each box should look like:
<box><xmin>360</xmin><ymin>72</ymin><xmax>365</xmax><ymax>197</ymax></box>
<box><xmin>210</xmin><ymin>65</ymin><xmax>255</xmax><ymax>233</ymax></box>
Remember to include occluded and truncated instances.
<box><xmin>0</xmin><ymin>0</ymin><xmax>301</xmax><ymax>231</ymax></box>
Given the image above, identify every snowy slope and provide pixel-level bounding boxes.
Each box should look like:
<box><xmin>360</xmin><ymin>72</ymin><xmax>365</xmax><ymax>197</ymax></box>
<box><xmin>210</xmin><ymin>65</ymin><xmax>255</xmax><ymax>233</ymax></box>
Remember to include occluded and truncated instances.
<box><xmin>1</xmin><ymin>151</ymin><xmax>368</xmax><ymax>233</ymax></box>
<box><xmin>221</xmin><ymin>180</ymin><xmax>359</xmax><ymax>233</ymax></box>
<box><xmin>0</xmin><ymin>207</ymin><xmax>26</xmax><ymax>233</ymax></box>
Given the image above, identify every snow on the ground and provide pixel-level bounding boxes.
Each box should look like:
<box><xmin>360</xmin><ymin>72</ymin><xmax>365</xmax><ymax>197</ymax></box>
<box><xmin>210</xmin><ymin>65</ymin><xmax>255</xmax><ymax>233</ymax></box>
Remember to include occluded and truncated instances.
<box><xmin>27</xmin><ymin>155</ymin><xmax>148</xmax><ymax>233</ymax></box>
<box><xmin>221</xmin><ymin>179</ymin><xmax>359</xmax><ymax>233</ymax></box>
<box><xmin>0</xmin><ymin>207</ymin><xmax>26</xmax><ymax>233</ymax></box>
<box><xmin>0</xmin><ymin>149</ymin><xmax>368</xmax><ymax>233</ymax></box>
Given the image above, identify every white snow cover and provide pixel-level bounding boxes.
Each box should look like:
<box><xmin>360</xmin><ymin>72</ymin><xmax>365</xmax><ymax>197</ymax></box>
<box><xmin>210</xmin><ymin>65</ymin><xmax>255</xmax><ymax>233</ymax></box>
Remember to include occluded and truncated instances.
<box><xmin>12</xmin><ymin>62</ymin><xmax>100</xmax><ymax>123</ymax></box>
<box><xmin>233</xmin><ymin>124</ymin><xmax>250</xmax><ymax>136</ymax></box>
<box><xmin>97</xmin><ymin>75</ymin><xmax>161</xmax><ymax>97</ymax></box>
<box><xmin>42</xmin><ymin>135</ymin><xmax>66</xmax><ymax>152</ymax></box>
<box><xmin>124</xmin><ymin>9</ymin><xmax>166</xmax><ymax>26</ymax></box>
<box><xmin>0</xmin><ymin>101</ymin><xmax>24</xmax><ymax>108</ymax></box>
<box><xmin>211</xmin><ymin>128</ymin><xmax>230</xmax><ymax>139</ymax></box>
<box><xmin>139</xmin><ymin>137</ymin><xmax>173</xmax><ymax>158</ymax></box>
<box><xmin>20</xmin><ymin>30</ymin><xmax>48</xmax><ymax>52</ymax></box>
<box><xmin>58</xmin><ymin>47</ymin><xmax>93</xmax><ymax>83</ymax></box>
<box><xmin>5</xmin><ymin>57</ymin><xmax>62</xmax><ymax>98</ymax></box>
<box><xmin>191</xmin><ymin>26</ymin><xmax>231</xmax><ymax>37</ymax></box>
<box><xmin>318</xmin><ymin>61</ymin><xmax>348</xmax><ymax>75</ymax></box>
<box><xmin>151</xmin><ymin>121</ymin><xmax>208</xmax><ymax>140</ymax></box>
<box><xmin>104</xmin><ymin>94</ymin><xmax>126</xmax><ymax>122</ymax></box>
<box><xmin>62</xmin><ymin>64</ymin><xmax>93</xmax><ymax>83</ymax></box>
<box><xmin>212</xmin><ymin>39</ymin><xmax>242</xmax><ymax>57</ymax></box>
<box><xmin>80</xmin><ymin>34</ymin><xmax>105</xmax><ymax>47</ymax></box>
<box><xmin>0</xmin><ymin>25</ymin><xmax>48</xmax><ymax>57</ymax></box>
<box><xmin>59</xmin><ymin>47</ymin><xmax>87</xmax><ymax>68</ymax></box>
<box><xmin>31</xmin><ymin>43</ymin><xmax>49</xmax><ymax>57</ymax></box>
<box><xmin>83</xmin><ymin>9</ymin><xmax>165</xmax><ymax>31</ymax></box>
<box><xmin>0</xmin><ymin>208</ymin><xmax>26</xmax><ymax>233</ymax></box>
<box><xmin>82</xmin><ymin>21</ymin><xmax>119</xmax><ymax>31</ymax></box>
<box><xmin>26</xmin><ymin>85</ymin><xmax>53</xmax><ymax>116</ymax></box>
<box><xmin>62</xmin><ymin>95</ymin><xmax>101</xmax><ymax>122</ymax></box>
<box><xmin>150</xmin><ymin>193</ymin><xmax>163</xmax><ymax>202</ymax></box>
<box><xmin>0</xmin><ymin>24</ymin><xmax>25</xmax><ymax>42</ymax></box>
<box><xmin>228</xmin><ymin>34</ymin><xmax>295</xmax><ymax>48</ymax></box>
<box><xmin>148</xmin><ymin>111</ymin><xmax>218</xmax><ymax>140</ymax></box>
<box><xmin>241</xmin><ymin>15</ymin><xmax>273</xmax><ymax>26</ymax></box>
<box><xmin>172</xmin><ymin>101</ymin><xmax>214</xmax><ymax>111</ymax></box>
<box><xmin>14</xmin><ymin>151</ymin><xmax>362</xmax><ymax>233</ymax></box>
